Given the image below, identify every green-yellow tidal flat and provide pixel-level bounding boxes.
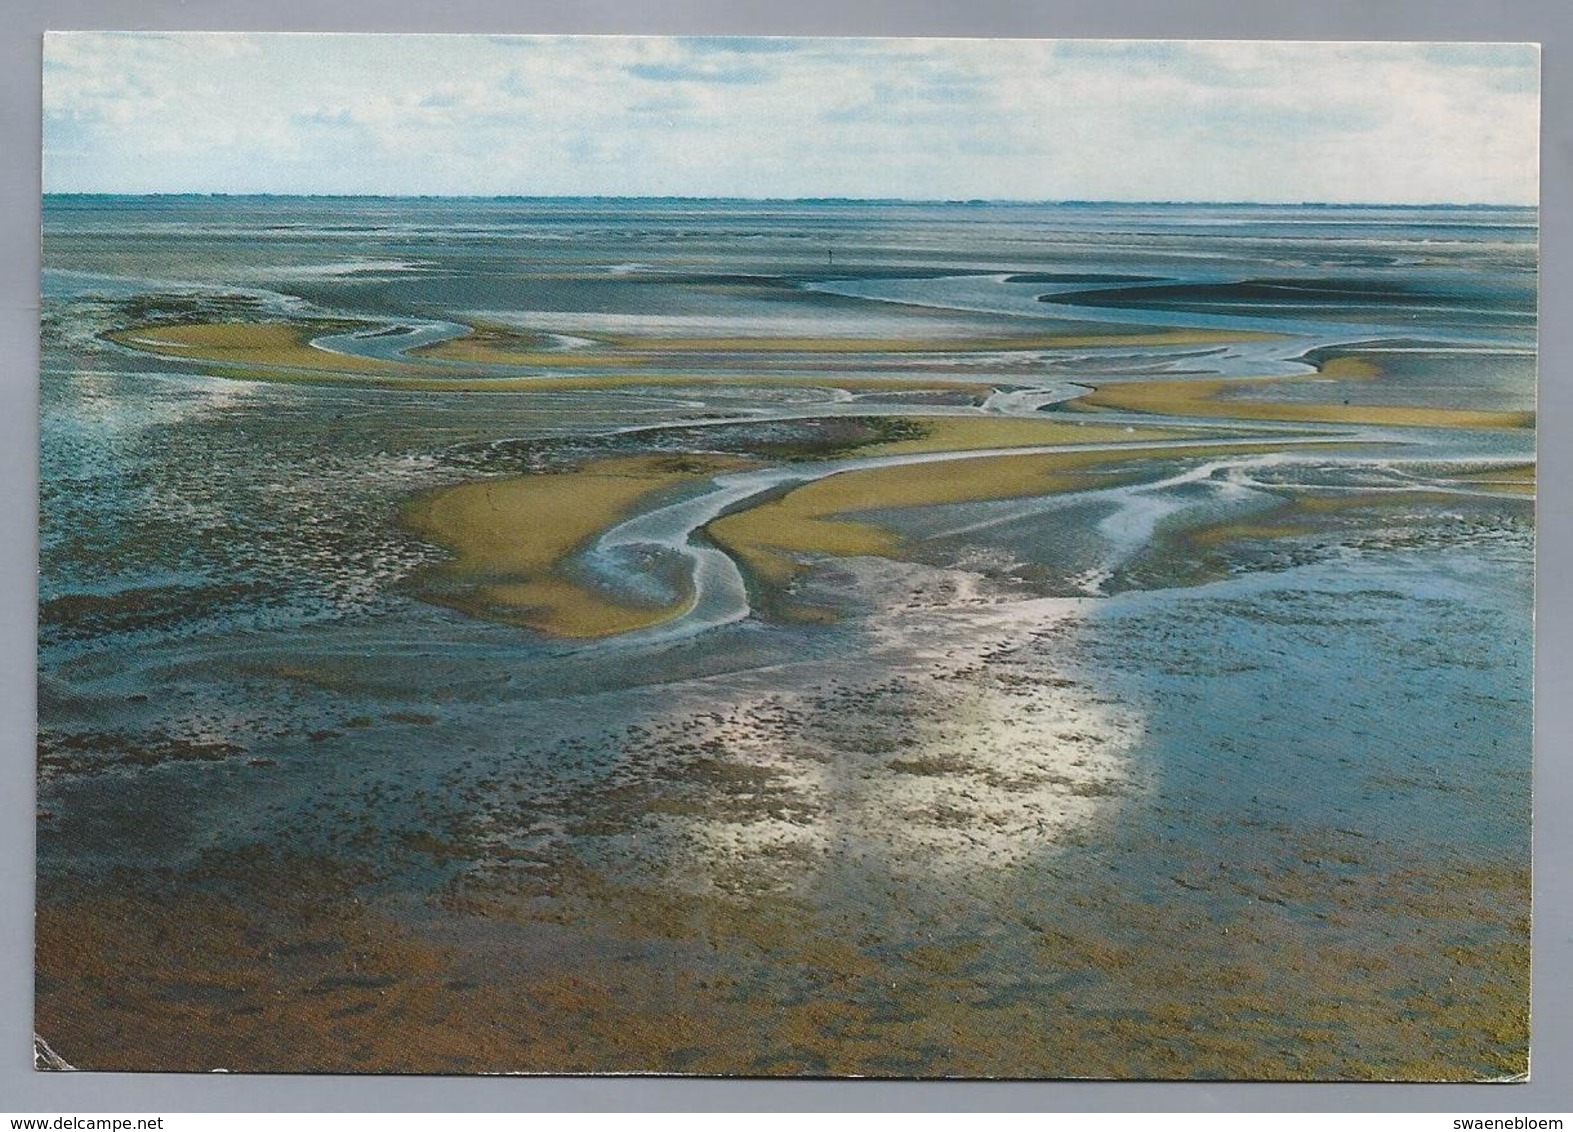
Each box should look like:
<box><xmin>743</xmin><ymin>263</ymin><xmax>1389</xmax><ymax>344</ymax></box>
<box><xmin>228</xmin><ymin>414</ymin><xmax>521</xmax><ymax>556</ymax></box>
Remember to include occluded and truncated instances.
<box><xmin>1075</xmin><ymin>375</ymin><xmax>1536</xmax><ymax>430</ymax></box>
<box><xmin>707</xmin><ymin>441</ymin><xmax>1302</xmax><ymax>591</ymax></box>
<box><xmin>404</xmin><ymin>454</ymin><xmax>751</xmax><ymax>637</ymax></box>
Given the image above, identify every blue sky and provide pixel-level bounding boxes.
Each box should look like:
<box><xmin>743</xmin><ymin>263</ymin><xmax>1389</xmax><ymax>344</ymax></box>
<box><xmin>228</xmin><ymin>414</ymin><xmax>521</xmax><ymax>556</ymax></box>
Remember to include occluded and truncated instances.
<box><xmin>42</xmin><ymin>34</ymin><xmax>1540</xmax><ymax>203</ymax></box>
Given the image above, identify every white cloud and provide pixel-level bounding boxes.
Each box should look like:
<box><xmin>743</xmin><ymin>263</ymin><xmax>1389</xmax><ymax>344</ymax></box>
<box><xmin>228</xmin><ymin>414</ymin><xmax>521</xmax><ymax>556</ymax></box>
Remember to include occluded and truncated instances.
<box><xmin>41</xmin><ymin>34</ymin><xmax>1539</xmax><ymax>203</ymax></box>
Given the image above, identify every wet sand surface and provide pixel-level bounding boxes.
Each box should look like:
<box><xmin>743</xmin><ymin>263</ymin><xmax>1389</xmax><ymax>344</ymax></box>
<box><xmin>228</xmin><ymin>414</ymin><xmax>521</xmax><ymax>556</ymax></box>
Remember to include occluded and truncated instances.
<box><xmin>39</xmin><ymin>197</ymin><xmax>1533</xmax><ymax>1077</ymax></box>
<box><xmin>36</xmin><ymin>552</ymin><xmax>1531</xmax><ymax>1077</ymax></box>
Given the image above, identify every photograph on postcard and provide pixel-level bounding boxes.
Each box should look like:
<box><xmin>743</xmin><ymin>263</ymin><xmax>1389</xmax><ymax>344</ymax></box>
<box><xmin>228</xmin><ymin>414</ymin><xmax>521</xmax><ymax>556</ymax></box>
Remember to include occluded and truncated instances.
<box><xmin>37</xmin><ymin>35</ymin><xmax>1537</xmax><ymax>1078</ymax></box>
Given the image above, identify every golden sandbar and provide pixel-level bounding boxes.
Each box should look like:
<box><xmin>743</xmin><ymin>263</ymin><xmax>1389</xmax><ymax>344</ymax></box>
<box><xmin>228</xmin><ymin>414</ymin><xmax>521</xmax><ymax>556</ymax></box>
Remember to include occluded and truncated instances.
<box><xmin>707</xmin><ymin>440</ymin><xmax>1301</xmax><ymax>589</ymax></box>
<box><xmin>405</xmin><ymin>454</ymin><xmax>750</xmax><ymax>638</ymax></box>
<box><xmin>107</xmin><ymin>321</ymin><xmax>408</xmax><ymax>373</ymax></box>
<box><xmin>410</xmin><ymin>324</ymin><xmax>649</xmax><ymax>367</ymax></box>
<box><xmin>1075</xmin><ymin>377</ymin><xmax>1534</xmax><ymax>430</ymax></box>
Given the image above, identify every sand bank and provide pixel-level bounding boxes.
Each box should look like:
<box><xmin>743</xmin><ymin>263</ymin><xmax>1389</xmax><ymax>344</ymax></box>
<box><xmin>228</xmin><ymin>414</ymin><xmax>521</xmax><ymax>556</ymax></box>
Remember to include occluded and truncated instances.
<box><xmin>107</xmin><ymin>320</ymin><xmax>408</xmax><ymax>373</ymax></box>
<box><xmin>410</xmin><ymin>323</ymin><xmax>649</xmax><ymax>367</ymax></box>
<box><xmin>410</xmin><ymin>322</ymin><xmax>1277</xmax><ymax>362</ymax></box>
<box><xmin>404</xmin><ymin>454</ymin><xmax>751</xmax><ymax>637</ymax></box>
<box><xmin>1075</xmin><ymin>376</ymin><xmax>1534</xmax><ymax>429</ymax></box>
<box><xmin>707</xmin><ymin>441</ymin><xmax>1297</xmax><ymax>590</ymax></box>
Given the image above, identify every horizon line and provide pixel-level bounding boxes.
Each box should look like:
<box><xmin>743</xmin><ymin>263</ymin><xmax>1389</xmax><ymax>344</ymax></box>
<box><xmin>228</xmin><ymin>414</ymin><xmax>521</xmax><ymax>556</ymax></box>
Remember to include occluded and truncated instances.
<box><xmin>39</xmin><ymin>192</ymin><xmax>1538</xmax><ymax>210</ymax></box>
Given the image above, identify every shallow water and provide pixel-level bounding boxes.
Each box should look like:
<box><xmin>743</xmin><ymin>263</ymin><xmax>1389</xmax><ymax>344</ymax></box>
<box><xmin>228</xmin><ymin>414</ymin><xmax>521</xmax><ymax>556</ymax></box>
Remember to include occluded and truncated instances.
<box><xmin>37</xmin><ymin>196</ymin><xmax>1534</xmax><ymax>1077</ymax></box>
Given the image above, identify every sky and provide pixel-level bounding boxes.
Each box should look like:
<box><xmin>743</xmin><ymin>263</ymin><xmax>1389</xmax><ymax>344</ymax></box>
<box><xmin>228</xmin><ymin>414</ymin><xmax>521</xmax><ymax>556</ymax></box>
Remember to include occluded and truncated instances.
<box><xmin>42</xmin><ymin>34</ymin><xmax>1540</xmax><ymax>204</ymax></box>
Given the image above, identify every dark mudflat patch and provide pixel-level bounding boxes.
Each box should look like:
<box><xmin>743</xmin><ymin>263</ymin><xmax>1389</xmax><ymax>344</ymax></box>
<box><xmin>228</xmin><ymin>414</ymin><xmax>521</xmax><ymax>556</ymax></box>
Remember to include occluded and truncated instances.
<box><xmin>445</xmin><ymin>416</ymin><xmax>932</xmax><ymax>475</ymax></box>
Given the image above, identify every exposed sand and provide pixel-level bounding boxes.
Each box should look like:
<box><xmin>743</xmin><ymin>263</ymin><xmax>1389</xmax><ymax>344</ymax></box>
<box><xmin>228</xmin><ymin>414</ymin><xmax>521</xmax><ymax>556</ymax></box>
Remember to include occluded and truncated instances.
<box><xmin>33</xmin><ymin>843</ymin><xmax>1527</xmax><ymax>1077</ymax></box>
<box><xmin>35</xmin><ymin>610</ymin><xmax>1529</xmax><ymax>1078</ymax></box>
<box><xmin>107</xmin><ymin>321</ymin><xmax>406</xmax><ymax>373</ymax></box>
<box><xmin>1450</xmin><ymin>463</ymin><xmax>1537</xmax><ymax>494</ymax></box>
<box><xmin>1317</xmin><ymin>355</ymin><xmax>1382</xmax><ymax>379</ymax></box>
<box><xmin>1176</xmin><ymin>487</ymin><xmax>1497</xmax><ymax>550</ymax></box>
<box><xmin>1076</xmin><ymin>376</ymin><xmax>1535</xmax><ymax>430</ymax></box>
<box><xmin>410</xmin><ymin>323</ymin><xmax>1277</xmax><ymax>362</ymax></box>
<box><xmin>410</xmin><ymin>324</ymin><xmax>650</xmax><ymax>368</ymax></box>
<box><xmin>404</xmin><ymin>454</ymin><xmax>752</xmax><ymax>637</ymax></box>
<box><xmin>707</xmin><ymin>442</ymin><xmax>1298</xmax><ymax>590</ymax></box>
<box><xmin>1460</xmin><ymin>463</ymin><xmax>1536</xmax><ymax>483</ymax></box>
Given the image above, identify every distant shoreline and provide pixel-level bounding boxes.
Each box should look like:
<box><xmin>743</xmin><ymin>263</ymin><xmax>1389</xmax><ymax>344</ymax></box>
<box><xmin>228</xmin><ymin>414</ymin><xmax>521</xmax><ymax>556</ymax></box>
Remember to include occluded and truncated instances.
<box><xmin>38</xmin><ymin>193</ymin><xmax>1540</xmax><ymax>210</ymax></box>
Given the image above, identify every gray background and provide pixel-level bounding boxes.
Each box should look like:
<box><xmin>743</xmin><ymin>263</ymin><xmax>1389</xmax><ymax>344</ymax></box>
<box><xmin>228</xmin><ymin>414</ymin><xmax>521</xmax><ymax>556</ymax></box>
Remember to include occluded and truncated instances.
<box><xmin>3</xmin><ymin>0</ymin><xmax>1568</xmax><ymax>1113</ymax></box>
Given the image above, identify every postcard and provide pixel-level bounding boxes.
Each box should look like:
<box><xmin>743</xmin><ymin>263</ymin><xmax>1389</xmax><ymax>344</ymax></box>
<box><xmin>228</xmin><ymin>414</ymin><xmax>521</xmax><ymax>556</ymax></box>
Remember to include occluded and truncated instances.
<box><xmin>37</xmin><ymin>34</ymin><xmax>1537</xmax><ymax>1077</ymax></box>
